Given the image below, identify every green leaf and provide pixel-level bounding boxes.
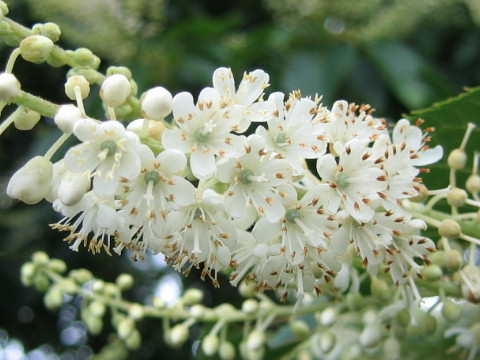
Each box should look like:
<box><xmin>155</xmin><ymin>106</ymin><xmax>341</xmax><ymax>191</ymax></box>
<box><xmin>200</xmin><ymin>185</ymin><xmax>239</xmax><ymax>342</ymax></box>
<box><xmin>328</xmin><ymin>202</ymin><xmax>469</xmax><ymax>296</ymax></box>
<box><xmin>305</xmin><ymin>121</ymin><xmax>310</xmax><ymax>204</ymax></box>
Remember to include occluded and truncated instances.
<box><xmin>407</xmin><ymin>86</ymin><xmax>480</xmax><ymax>190</ymax></box>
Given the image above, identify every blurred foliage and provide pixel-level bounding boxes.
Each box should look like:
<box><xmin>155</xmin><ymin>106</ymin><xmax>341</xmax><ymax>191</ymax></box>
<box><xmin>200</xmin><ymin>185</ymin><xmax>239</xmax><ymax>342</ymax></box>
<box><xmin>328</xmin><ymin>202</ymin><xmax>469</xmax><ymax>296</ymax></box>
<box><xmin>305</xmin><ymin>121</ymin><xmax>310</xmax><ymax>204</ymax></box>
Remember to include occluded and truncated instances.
<box><xmin>1</xmin><ymin>0</ymin><xmax>480</xmax><ymax>359</ymax></box>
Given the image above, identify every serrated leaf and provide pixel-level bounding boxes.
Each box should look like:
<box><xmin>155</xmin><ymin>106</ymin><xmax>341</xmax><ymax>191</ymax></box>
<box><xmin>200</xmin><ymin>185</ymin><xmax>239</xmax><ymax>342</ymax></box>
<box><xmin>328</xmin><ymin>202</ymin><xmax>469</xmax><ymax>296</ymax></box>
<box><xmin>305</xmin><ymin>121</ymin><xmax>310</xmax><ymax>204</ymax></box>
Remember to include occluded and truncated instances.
<box><xmin>407</xmin><ymin>86</ymin><xmax>480</xmax><ymax>190</ymax></box>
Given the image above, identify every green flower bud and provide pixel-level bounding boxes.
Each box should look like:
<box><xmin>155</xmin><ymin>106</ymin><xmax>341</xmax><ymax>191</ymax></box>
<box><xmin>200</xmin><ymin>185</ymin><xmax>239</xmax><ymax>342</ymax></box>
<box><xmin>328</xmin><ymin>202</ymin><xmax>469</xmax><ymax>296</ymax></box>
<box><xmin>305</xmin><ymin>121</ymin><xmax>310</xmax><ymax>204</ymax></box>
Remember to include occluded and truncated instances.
<box><xmin>319</xmin><ymin>307</ymin><xmax>338</xmax><ymax>326</ymax></box>
<box><xmin>189</xmin><ymin>304</ymin><xmax>205</xmax><ymax>319</ymax></box>
<box><xmin>395</xmin><ymin>309</ymin><xmax>410</xmax><ymax>328</ymax></box>
<box><xmin>44</xmin><ymin>285</ymin><xmax>63</xmax><ymax>310</ymax></box>
<box><xmin>117</xmin><ymin>318</ymin><xmax>135</xmax><ymax>340</ymax></box>
<box><xmin>64</xmin><ymin>75</ymin><xmax>90</xmax><ymax>100</ymax></box>
<box><xmin>32</xmin><ymin>22</ymin><xmax>61</xmax><ymax>42</ymax></box>
<box><xmin>67</xmin><ymin>67</ymin><xmax>103</xmax><ymax>84</ymax></box>
<box><xmin>0</xmin><ymin>1</ymin><xmax>9</xmax><ymax>16</ymax></box>
<box><xmin>238</xmin><ymin>281</ymin><xmax>256</xmax><ymax>298</ymax></box>
<box><xmin>72</xmin><ymin>48</ymin><xmax>100</xmax><ymax>68</ymax></box>
<box><xmin>429</xmin><ymin>250</ymin><xmax>445</xmax><ymax>267</ymax></box>
<box><xmin>382</xmin><ymin>337</ymin><xmax>401</xmax><ymax>360</ymax></box>
<box><xmin>392</xmin><ymin>322</ymin><xmax>407</xmax><ymax>339</ymax></box>
<box><xmin>444</xmin><ymin>249</ymin><xmax>464</xmax><ymax>272</ymax></box>
<box><xmin>448</xmin><ymin>149</ymin><xmax>467</xmax><ymax>170</ymax></box>
<box><xmin>84</xmin><ymin>314</ymin><xmax>103</xmax><ymax>335</ymax></box>
<box><xmin>241</xmin><ymin>299</ymin><xmax>258</xmax><ymax>314</ymax></box>
<box><xmin>169</xmin><ymin>324</ymin><xmax>189</xmax><ymax>347</ymax></box>
<box><xmin>466</xmin><ymin>174</ymin><xmax>480</xmax><ymax>193</ymax></box>
<box><xmin>104</xmin><ymin>283</ymin><xmax>119</xmax><ymax>297</ymax></box>
<box><xmin>319</xmin><ymin>331</ymin><xmax>336</xmax><ymax>353</ymax></box>
<box><xmin>219</xmin><ymin>341</ymin><xmax>236</xmax><ymax>360</ymax></box>
<box><xmin>246</xmin><ymin>330</ymin><xmax>266</xmax><ymax>351</ymax></box>
<box><xmin>59</xmin><ymin>279</ymin><xmax>77</xmax><ymax>295</ymax></box>
<box><xmin>106</xmin><ymin>66</ymin><xmax>132</xmax><ymax>80</ymax></box>
<box><xmin>33</xmin><ymin>273</ymin><xmax>50</xmax><ymax>292</ymax></box>
<box><xmin>128</xmin><ymin>304</ymin><xmax>144</xmax><ymax>320</ymax></box>
<box><xmin>346</xmin><ymin>293</ymin><xmax>362</xmax><ymax>311</ymax></box>
<box><xmin>202</xmin><ymin>335</ymin><xmax>219</xmax><ymax>356</ymax></box>
<box><xmin>32</xmin><ymin>251</ymin><xmax>49</xmax><ymax>265</ymax></box>
<box><xmin>20</xmin><ymin>262</ymin><xmax>36</xmax><ymax>286</ymax></box>
<box><xmin>438</xmin><ymin>219</ymin><xmax>462</xmax><ymax>239</ymax></box>
<box><xmin>422</xmin><ymin>265</ymin><xmax>443</xmax><ymax>281</ymax></box>
<box><xmin>116</xmin><ymin>273</ymin><xmax>134</xmax><ymax>290</ymax></box>
<box><xmin>11</xmin><ymin>106</ymin><xmax>41</xmax><ymax>131</ymax></box>
<box><xmin>421</xmin><ymin>314</ymin><xmax>437</xmax><ymax>336</ymax></box>
<box><xmin>47</xmin><ymin>259</ymin><xmax>67</xmax><ymax>274</ymax></box>
<box><xmin>125</xmin><ymin>329</ymin><xmax>141</xmax><ymax>350</ymax></box>
<box><xmin>182</xmin><ymin>288</ymin><xmax>204</xmax><ymax>306</ymax></box>
<box><xmin>89</xmin><ymin>301</ymin><xmax>106</xmax><ymax>317</ymax></box>
<box><xmin>0</xmin><ymin>21</ymin><xmax>10</xmax><ymax>37</ymax></box>
<box><xmin>91</xmin><ymin>280</ymin><xmax>105</xmax><ymax>293</ymax></box>
<box><xmin>69</xmin><ymin>269</ymin><xmax>93</xmax><ymax>284</ymax></box>
<box><xmin>20</xmin><ymin>35</ymin><xmax>54</xmax><ymax>63</ymax></box>
<box><xmin>370</xmin><ymin>277</ymin><xmax>391</xmax><ymax>301</ymax></box>
<box><xmin>442</xmin><ymin>299</ymin><xmax>461</xmax><ymax>322</ymax></box>
<box><xmin>152</xmin><ymin>296</ymin><xmax>166</xmax><ymax>309</ymax></box>
<box><xmin>291</xmin><ymin>320</ymin><xmax>310</xmax><ymax>337</ymax></box>
<box><xmin>446</xmin><ymin>188</ymin><xmax>468</xmax><ymax>208</ymax></box>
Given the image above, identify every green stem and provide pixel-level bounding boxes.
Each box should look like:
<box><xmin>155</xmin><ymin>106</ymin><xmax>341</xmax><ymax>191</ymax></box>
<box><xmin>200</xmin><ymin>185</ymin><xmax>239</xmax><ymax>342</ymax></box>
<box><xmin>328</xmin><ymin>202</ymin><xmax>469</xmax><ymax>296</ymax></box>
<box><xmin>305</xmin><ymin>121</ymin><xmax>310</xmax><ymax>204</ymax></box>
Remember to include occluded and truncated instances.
<box><xmin>13</xmin><ymin>90</ymin><xmax>60</xmax><ymax>118</ymax></box>
<box><xmin>0</xmin><ymin>110</ymin><xmax>16</xmax><ymax>135</ymax></box>
<box><xmin>44</xmin><ymin>133</ymin><xmax>71</xmax><ymax>161</ymax></box>
<box><xmin>5</xmin><ymin>48</ymin><xmax>20</xmax><ymax>73</ymax></box>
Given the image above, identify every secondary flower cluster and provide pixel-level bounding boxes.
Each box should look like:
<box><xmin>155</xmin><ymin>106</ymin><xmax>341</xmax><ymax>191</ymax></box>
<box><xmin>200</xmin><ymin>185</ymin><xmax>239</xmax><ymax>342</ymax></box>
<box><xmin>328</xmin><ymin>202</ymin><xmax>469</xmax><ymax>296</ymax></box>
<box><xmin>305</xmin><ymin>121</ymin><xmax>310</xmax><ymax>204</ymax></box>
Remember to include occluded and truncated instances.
<box><xmin>7</xmin><ymin>67</ymin><xmax>442</xmax><ymax>300</ymax></box>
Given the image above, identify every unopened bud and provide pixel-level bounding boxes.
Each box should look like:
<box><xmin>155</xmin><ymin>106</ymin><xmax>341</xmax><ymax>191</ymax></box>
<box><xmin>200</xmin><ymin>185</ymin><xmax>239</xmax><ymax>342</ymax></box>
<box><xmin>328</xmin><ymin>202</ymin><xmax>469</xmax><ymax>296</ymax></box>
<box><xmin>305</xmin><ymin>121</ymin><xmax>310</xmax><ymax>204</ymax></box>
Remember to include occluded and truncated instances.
<box><xmin>421</xmin><ymin>314</ymin><xmax>437</xmax><ymax>336</ymax></box>
<box><xmin>438</xmin><ymin>219</ymin><xmax>461</xmax><ymax>239</ymax></box>
<box><xmin>54</xmin><ymin>105</ymin><xmax>83</xmax><ymax>134</ymax></box>
<box><xmin>72</xmin><ymin>48</ymin><xmax>100</xmax><ymax>69</ymax></box>
<box><xmin>0</xmin><ymin>72</ymin><xmax>20</xmax><ymax>102</ymax></box>
<box><xmin>0</xmin><ymin>1</ymin><xmax>8</xmax><ymax>16</ymax></box>
<box><xmin>64</xmin><ymin>75</ymin><xmax>90</xmax><ymax>100</ymax></box>
<box><xmin>319</xmin><ymin>307</ymin><xmax>338</xmax><ymax>326</ymax></box>
<box><xmin>170</xmin><ymin>324</ymin><xmax>189</xmax><ymax>347</ymax></box>
<box><xmin>33</xmin><ymin>273</ymin><xmax>50</xmax><ymax>292</ymax></box>
<box><xmin>10</xmin><ymin>106</ymin><xmax>40</xmax><ymax>130</ymax></box>
<box><xmin>359</xmin><ymin>324</ymin><xmax>383</xmax><ymax>348</ymax></box>
<box><xmin>20</xmin><ymin>262</ymin><xmax>36</xmax><ymax>285</ymax></box>
<box><xmin>291</xmin><ymin>320</ymin><xmax>309</xmax><ymax>337</ymax></box>
<box><xmin>58</xmin><ymin>172</ymin><xmax>90</xmax><ymax>206</ymax></box>
<box><xmin>100</xmin><ymin>74</ymin><xmax>131</xmax><ymax>107</ymax></box>
<box><xmin>32</xmin><ymin>251</ymin><xmax>49</xmax><ymax>265</ymax></box>
<box><xmin>219</xmin><ymin>341</ymin><xmax>236</xmax><ymax>360</ymax></box>
<box><xmin>246</xmin><ymin>330</ymin><xmax>266</xmax><ymax>351</ymax></box>
<box><xmin>152</xmin><ymin>296</ymin><xmax>166</xmax><ymax>309</ymax></box>
<box><xmin>370</xmin><ymin>277</ymin><xmax>391</xmax><ymax>301</ymax></box>
<box><xmin>128</xmin><ymin>304</ymin><xmax>144</xmax><ymax>320</ymax></box>
<box><xmin>125</xmin><ymin>329</ymin><xmax>141</xmax><ymax>350</ymax></box>
<box><xmin>448</xmin><ymin>149</ymin><xmax>467</xmax><ymax>170</ymax></box>
<box><xmin>116</xmin><ymin>273</ymin><xmax>134</xmax><ymax>290</ymax></box>
<box><xmin>202</xmin><ymin>335</ymin><xmax>219</xmax><ymax>356</ymax></box>
<box><xmin>241</xmin><ymin>299</ymin><xmax>258</xmax><ymax>314</ymax></box>
<box><xmin>319</xmin><ymin>331</ymin><xmax>336</xmax><ymax>353</ymax></box>
<box><xmin>395</xmin><ymin>308</ymin><xmax>410</xmax><ymax>328</ymax></box>
<box><xmin>89</xmin><ymin>301</ymin><xmax>106</xmax><ymax>317</ymax></box>
<box><xmin>32</xmin><ymin>22</ymin><xmax>61</xmax><ymax>42</ymax></box>
<box><xmin>442</xmin><ymin>299</ymin><xmax>461</xmax><ymax>322</ymax></box>
<box><xmin>444</xmin><ymin>249</ymin><xmax>464</xmax><ymax>271</ymax></box>
<box><xmin>422</xmin><ymin>264</ymin><xmax>443</xmax><ymax>281</ymax></box>
<box><xmin>20</xmin><ymin>35</ymin><xmax>54</xmax><ymax>63</ymax></box>
<box><xmin>44</xmin><ymin>285</ymin><xmax>63</xmax><ymax>310</ymax></box>
<box><xmin>183</xmin><ymin>288</ymin><xmax>204</xmax><ymax>306</ymax></box>
<box><xmin>447</xmin><ymin>188</ymin><xmax>468</xmax><ymax>208</ymax></box>
<box><xmin>84</xmin><ymin>315</ymin><xmax>103</xmax><ymax>335</ymax></box>
<box><xmin>7</xmin><ymin>156</ymin><xmax>53</xmax><ymax>204</ymax></box>
<box><xmin>141</xmin><ymin>86</ymin><xmax>173</xmax><ymax>120</ymax></box>
<box><xmin>383</xmin><ymin>337</ymin><xmax>401</xmax><ymax>360</ymax></box>
<box><xmin>106</xmin><ymin>66</ymin><xmax>132</xmax><ymax>79</ymax></box>
<box><xmin>238</xmin><ymin>280</ymin><xmax>256</xmax><ymax>298</ymax></box>
<box><xmin>466</xmin><ymin>174</ymin><xmax>480</xmax><ymax>193</ymax></box>
<box><xmin>117</xmin><ymin>318</ymin><xmax>135</xmax><ymax>339</ymax></box>
<box><xmin>69</xmin><ymin>269</ymin><xmax>92</xmax><ymax>284</ymax></box>
<box><xmin>189</xmin><ymin>304</ymin><xmax>205</xmax><ymax>318</ymax></box>
<box><xmin>59</xmin><ymin>279</ymin><xmax>77</xmax><ymax>295</ymax></box>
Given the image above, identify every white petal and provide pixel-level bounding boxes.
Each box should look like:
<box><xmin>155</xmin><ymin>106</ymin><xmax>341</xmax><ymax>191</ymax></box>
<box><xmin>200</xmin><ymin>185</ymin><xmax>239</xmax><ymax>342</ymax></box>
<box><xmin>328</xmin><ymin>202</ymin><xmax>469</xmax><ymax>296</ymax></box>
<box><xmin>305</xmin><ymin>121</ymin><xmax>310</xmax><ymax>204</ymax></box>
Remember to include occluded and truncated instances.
<box><xmin>173</xmin><ymin>91</ymin><xmax>195</xmax><ymax>123</ymax></box>
<box><xmin>190</xmin><ymin>150</ymin><xmax>216</xmax><ymax>180</ymax></box>
<box><xmin>162</xmin><ymin>128</ymin><xmax>191</xmax><ymax>153</ymax></box>
<box><xmin>213</xmin><ymin>67</ymin><xmax>235</xmax><ymax>97</ymax></box>
<box><xmin>157</xmin><ymin>149</ymin><xmax>187</xmax><ymax>175</ymax></box>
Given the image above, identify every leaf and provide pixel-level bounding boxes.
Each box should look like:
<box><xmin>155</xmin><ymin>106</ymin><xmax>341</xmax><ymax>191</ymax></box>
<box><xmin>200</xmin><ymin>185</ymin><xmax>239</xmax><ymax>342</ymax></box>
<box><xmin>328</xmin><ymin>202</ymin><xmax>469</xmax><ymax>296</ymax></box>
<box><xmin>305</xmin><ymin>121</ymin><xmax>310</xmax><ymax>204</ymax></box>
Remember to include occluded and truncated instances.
<box><xmin>407</xmin><ymin>86</ymin><xmax>480</xmax><ymax>190</ymax></box>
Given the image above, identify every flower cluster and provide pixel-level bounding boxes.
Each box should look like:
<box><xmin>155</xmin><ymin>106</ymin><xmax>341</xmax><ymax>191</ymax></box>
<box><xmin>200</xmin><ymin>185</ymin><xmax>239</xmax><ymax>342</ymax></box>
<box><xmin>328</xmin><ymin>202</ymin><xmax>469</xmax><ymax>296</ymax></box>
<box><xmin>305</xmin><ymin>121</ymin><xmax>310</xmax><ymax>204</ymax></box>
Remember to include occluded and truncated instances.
<box><xmin>5</xmin><ymin>66</ymin><xmax>442</xmax><ymax>303</ymax></box>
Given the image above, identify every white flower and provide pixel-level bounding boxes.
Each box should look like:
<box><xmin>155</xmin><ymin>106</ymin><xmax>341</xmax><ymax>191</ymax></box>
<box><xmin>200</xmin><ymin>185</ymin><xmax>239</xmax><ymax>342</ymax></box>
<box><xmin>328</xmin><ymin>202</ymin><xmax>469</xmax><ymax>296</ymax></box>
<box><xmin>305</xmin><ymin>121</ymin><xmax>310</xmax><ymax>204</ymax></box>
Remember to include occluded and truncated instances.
<box><xmin>216</xmin><ymin>134</ymin><xmax>292</xmax><ymax>222</ymax></box>
<box><xmin>7</xmin><ymin>156</ymin><xmax>53</xmax><ymax>204</ymax></box>
<box><xmin>64</xmin><ymin>118</ymin><xmax>142</xmax><ymax>198</ymax></box>
<box><xmin>51</xmin><ymin>191</ymin><xmax>121</xmax><ymax>254</ymax></box>
<box><xmin>255</xmin><ymin>91</ymin><xmax>328</xmax><ymax>174</ymax></box>
<box><xmin>392</xmin><ymin>119</ymin><xmax>443</xmax><ymax>167</ymax></box>
<box><xmin>54</xmin><ymin>104</ymin><xmax>83</xmax><ymax>134</ymax></box>
<box><xmin>162</xmin><ymin>88</ymin><xmax>246</xmax><ymax>180</ymax></box>
<box><xmin>325</xmin><ymin>100</ymin><xmax>387</xmax><ymax>148</ymax></box>
<box><xmin>212</xmin><ymin>67</ymin><xmax>272</xmax><ymax>132</ymax></box>
<box><xmin>316</xmin><ymin>140</ymin><xmax>387</xmax><ymax>223</ymax></box>
<box><xmin>47</xmin><ymin>160</ymin><xmax>90</xmax><ymax>206</ymax></box>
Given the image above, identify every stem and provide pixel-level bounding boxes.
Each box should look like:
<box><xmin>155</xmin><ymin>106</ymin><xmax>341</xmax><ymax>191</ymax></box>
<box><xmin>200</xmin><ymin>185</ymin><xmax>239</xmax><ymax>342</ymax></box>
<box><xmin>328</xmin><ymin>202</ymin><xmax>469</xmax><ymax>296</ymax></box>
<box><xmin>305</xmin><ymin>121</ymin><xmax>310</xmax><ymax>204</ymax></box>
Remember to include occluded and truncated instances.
<box><xmin>13</xmin><ymin>90</ymin><xmax>60</xmax><ymax>118</ymax></box>
<box><xmin>5</xmin><ymin>48</ymin><xmax>21</xmax><ymax>74</ymax></box>
<box><xmin>44</xmin><ymin>133</ymin><xmax>71</xmax><ymax>161</ymax></box>
<box><xmin>0</xmin><ymin>110</ymin><xmax>16</xmax><ymax>135</ymax></box>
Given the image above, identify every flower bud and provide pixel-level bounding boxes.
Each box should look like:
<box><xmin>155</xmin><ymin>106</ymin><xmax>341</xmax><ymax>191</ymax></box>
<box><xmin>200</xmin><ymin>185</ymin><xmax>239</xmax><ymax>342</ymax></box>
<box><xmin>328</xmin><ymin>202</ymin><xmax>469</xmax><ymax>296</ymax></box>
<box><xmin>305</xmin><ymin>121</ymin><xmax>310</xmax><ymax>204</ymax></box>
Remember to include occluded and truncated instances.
<box><xmin>421</xmin><ymin>314</ymin><xmax>437</xmax><ymax>336</ymax></box>
<box><xmin>84</xmin><ymin>314</ymin><xmax>103</xmax><ymax>335</ymax></box>
<box><xmin>395</xmin><ymin>308</ymin><xmax>410</xmax><ymax>328</ymax></box>
<box><xmin>7</xmin><ymin>156</ymin><xmax>53</xmax><ymax>204</ymax></box>
<box><xmin>446</xmin><ymin>188</ymin><xmax>468</xmax><ymax>208</ymax></box>
<box><xmin>461</xmin><ymin>265</ymin><xmax>480</xmax><ymax>301</ymax></box>
<box><xmin>54</xmin><ymin>104</ymin><xmax>83</xmax><ymax>134</ymax></box>
<box><xmin>359</xmin><ymin>323</ymin><xmax>383</xmax><ymax>348</ymax></box>
<box><xmin>100</xmin><ymin>74</ymin><xmax>131</xmax><ymax>107</ymax></box>
<box><xmin>382</xmin><ymin>337</ymin><xmax>401</xmax><ymax>360</ymax></box>
<box><xmin>370</xmin><ymin>277</ymin><xmax>391</xmax><ymax>301</ymax></box>
<box><xmin>64</xmin><ymin>75</ymin><xmax>90</xmax><ymax>100</ymax></box>
<box><xmin>319</xmin><ymin>307</ymin><xmax>338</xmax><ymax>326</ymax></box>
<box><xmin>466</xmin><ymin>174</ymin><xmax>480</xmax><ymax>193</ymax></box>
<box><xmin>33</xmin><ymin>273</ymin><xmax>50</xmax><ymax>292</ymax></box>
<box><xmin>438</xmin><ymin>219</ymin><xmax>461</xmax><ymax>239</ymax></box>
<box><xmin>117</xmin><ymin>318</ymin><xmax>135</xmax><ymax>339</ymax></box>
<box><xmin>126</xmin><ymin>118</ymin><xmax>165</xmax><ymax>140</ymax></box>
<box><xmin>116</xmin><ymin>273</ymin><xmax>134</xmax><ymax>290</ymax></box>
<box><xmin>89</xmin><ymin>301</ymin><xmax>106</xmax><ymax>317</ymax></box>
<box><xmin>59</xmin><ymin>279</ymin><xmax>77</xmax><ymax>295</ymax></box>
<box><xmin>106</xmin><ymin>66</ymin><xmax>132</xmax><ymax>79</ymax></box>
<box><xmin>32</xmin><ymin>251</ymin><xmax>49</xmax><ymax>265</ymax></box>
<box><xmin>246</xmin><ymin>330</ymin><xmax>266</xmax><ymax>351</ymax></box>
<box><xmin>125</xmin><ymin>329</ymin><xmax>141</xmax><ymax>350</ymax></box>
<box><xmin>128</xmin><ymin>304</ymin><xmax>144</xmax><ymax>320</ymax></box>
<box><xmin>442</xmin><ymin>299</ymin><xmax>461</xmax><ymax>322</ymax></box>
<box><xmin>182</xmin><ymin>288</ymin><xmax>204</xmax><ymax>306</ymax></box>
<box><xmin>152</xmin><ymin>296</ymin><xmax>166</xmax><ymax>309</ymax></box>
<box><xmin>32</xmin><ymin>22</ymin><xmax>61</xmax><ymax>42</ymax></box>
<box><xmin>238</xmin><ymin>280</ymin><xmax>256</xmax><ymax>298</ymax></box>
<box><xmin>422</xmin><ymin>264</ymin><xmax>443</xmax><ymax>281</ymax></box>
<box><xmin>91</xmin><ymin>280</ymin><xmax>105</xmax><ymax>293</ymax></box>
<box><xmin>189</xmin><ymin>304</ymin><xmax>205</xmax><ymax>318</ymax></box>
<box><xmin>11</xmin><ymin>106</ymin><xmax>41</xmax><ymax>130</ymax></box>
<box><xmin>169</xmin><ymin>324</ymin><xmax>189</xmax><ymax>347</ymax></box>
<box><xmin>444</xmin><ymin>249</ymin><xmax>464</xmax><ymax>271</ymax></box>
<box><xmin>72</xmin><ymin>48</ymin><xmax>100</xmax><ymax>68</ymax></box>
<box><xmin>19</xmin><ymin>35</ymin><xmax>54</xmax><ymax>63</ymax></box>
<box><xmin>0</xmin><ymin>1</ymin><xmax>8</xmax><ymax>17</ymax></box>
<box><xmin>0</xmin><ymin>72</ymin><xmax>20</xmax><ymax>102</ymax></box>
<box><xmin>44</xmin><ymin>285</ymin><xmax>63</xmax><ymax>310</ymax></box>
<box><xmin>202</xmin><ymin>335</ymin><xmax>219</xmax><ymax>356</ymax></box>
<box><xmin>448</xmin><ymin>149</ymin><xmax>467</xmax><ymax>170</ymax></box>
<box><xmin>141</xmin><ymin>86</ymin><xmax>173</xmax><ymax>120</ymax></box>
<box><xmin>319</xmin><ymin>331</ymin><xmax>336</xmax><ymax>353</ymax></box>
<box><xmin>57</xmin><ymin>172</ymin><xmax>90</xmax><ymax>206</ymax></box>
<box><xmin>219</xmin><ymin>341</ymin><xmax>236</xmax><ymax>360</ymax></box>
<box><xmin>69</xmin><ymin>269</ymin><xmax>93</xmax><ymax>284</ymax></box>
<box><xmin>20</xmin><ymin>262</ymin><xmax>36</xmax><ymax>286</ymax></box>
<box><xmin>241</xmin><ymin>299</ymin><xmax>258</xmax><ymax>314</ymax></box>
<box><xmin>291</xmin><ymin>320</ymin><xmax>310</xmax><ymax>337</ymax></box>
